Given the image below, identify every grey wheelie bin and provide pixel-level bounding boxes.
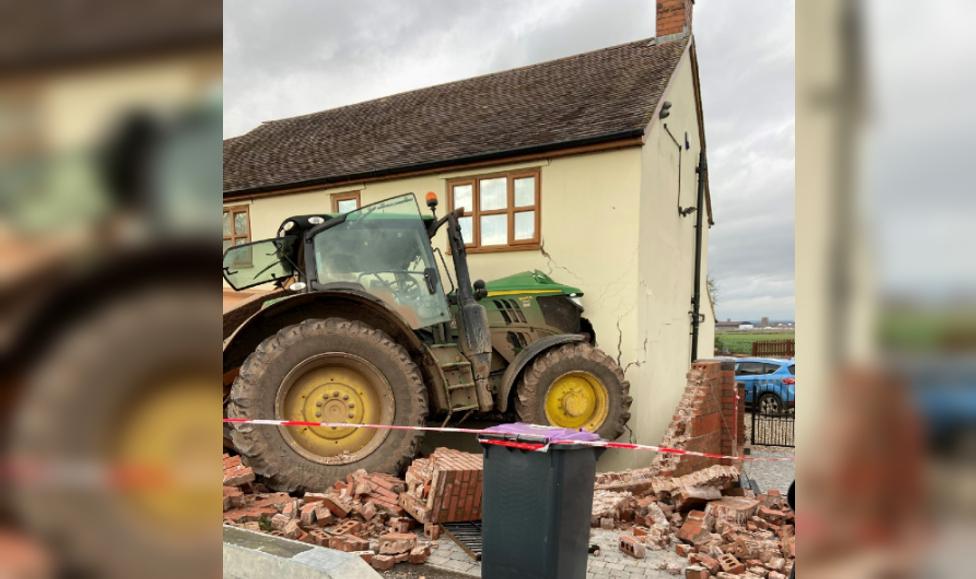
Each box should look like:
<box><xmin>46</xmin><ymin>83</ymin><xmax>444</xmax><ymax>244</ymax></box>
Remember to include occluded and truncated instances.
<box><xmin>478</xmin><ymin>423</ymin><xmax>604</xmax><ymax>579</ymax></box>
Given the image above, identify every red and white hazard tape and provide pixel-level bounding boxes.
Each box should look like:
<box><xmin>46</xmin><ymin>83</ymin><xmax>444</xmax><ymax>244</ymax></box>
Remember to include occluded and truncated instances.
<box><xmin>222</xmin><ymin>418</ymin><xmax>793</xmax><ymax>463</ymax></box>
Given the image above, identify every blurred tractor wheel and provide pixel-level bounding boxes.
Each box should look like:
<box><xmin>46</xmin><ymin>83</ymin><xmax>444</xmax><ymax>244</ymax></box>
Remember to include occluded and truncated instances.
<box><xmin>8</xmin><ymin>285</ymin><xmax>219</xmax><ymax>579</ymax></box>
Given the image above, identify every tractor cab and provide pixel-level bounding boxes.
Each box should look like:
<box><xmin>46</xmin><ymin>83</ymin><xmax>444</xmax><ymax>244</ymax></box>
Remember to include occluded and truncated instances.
<box><xmin>223</xmin><ymin>195</ymin><xmax>451</xmax><ymax>329</ymax></box>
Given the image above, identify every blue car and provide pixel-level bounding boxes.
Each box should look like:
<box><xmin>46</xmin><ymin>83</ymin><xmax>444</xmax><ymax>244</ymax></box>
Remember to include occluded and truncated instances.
<box><xmin>734</xmin><ymin>357</ymin><xmax>796</xmax><ymax>415</ymax></box>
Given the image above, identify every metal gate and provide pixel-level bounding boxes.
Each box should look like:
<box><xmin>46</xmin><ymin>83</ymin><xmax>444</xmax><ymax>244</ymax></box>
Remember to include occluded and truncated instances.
<box><xmin>750</xmin><ymin>410</ymin><xmax>794</xmax><ymax>447</ymax></box>
<box><xmin>748</xmin><ymin>383</ymin><xmax>795</xmax><ymax>447</ymax></box>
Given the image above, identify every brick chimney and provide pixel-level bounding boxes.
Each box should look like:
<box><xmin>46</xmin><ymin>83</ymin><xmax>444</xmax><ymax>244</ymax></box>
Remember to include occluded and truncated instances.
<box><xmin>656</xmin><ymin>0</ymin><xmax>693</xmax><ymax>38</ymax></box>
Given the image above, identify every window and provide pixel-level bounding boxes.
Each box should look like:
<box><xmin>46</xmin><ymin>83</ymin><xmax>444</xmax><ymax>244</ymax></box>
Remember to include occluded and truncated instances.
<box><xmin>331</xmin><ymin>191</ymin><xmax>361</xmax><ymax>214</ymax></box>
<box><xmin>446</xmin><ymin>169</ymin><xmax>540</xmax><ymax>251</ymax></box>
<box><xmin>763</xmin><ymin>363</ymin><xmax>783</xmax><ymax>375</ymax></box>
<box><xmin>736</xmin><ymin>361</ymin><xmax>766</xmax><ymax>376</ymax></box>
<box><xmin>223</xmin><ymin>205</ymin><xmax>250</xmax><ymax>252</ymax></box>
<box><xmin>788</xmin><ymin>364</ymin><xmax>796</xmax><ymax>375</ymax></box>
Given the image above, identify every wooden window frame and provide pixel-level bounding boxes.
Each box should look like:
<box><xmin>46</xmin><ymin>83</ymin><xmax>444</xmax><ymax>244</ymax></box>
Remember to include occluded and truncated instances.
<box><xmin>223</xmin><ymin>204</ymin><xmax>252</xmax><ymax>266</ymax></box>
<box><xmin>331</xmin><ymin>190</ymin><xmax>361</xmax><ymax>213</ymax></box>
<box><xmin>223</xmin><ymin>204</ymin><xmax>251</xmax><ymax>246</ymax></box>
<box><xmin>446</xmin><ymin>168</ymin><xmax>541</xmax><ymax>253</ymax></box>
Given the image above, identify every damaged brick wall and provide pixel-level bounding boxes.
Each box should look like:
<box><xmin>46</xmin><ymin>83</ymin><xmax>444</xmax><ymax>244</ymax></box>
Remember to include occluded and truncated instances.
<box><xmin>650</xmin><ymin>359</ymin><xmax>745</xmax><ymax>477</ymax></box>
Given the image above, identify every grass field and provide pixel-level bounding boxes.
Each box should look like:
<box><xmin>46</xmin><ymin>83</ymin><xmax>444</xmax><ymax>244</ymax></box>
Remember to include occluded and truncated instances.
<box><xmin>715</xmin><ymin>330</ymin><xmax>795</xmax><ymax>355</ymax></box>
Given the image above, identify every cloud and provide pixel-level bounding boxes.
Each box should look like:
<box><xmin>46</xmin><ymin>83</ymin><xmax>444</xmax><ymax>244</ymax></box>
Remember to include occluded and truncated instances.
<box><xmin>224</xmin><ymin>0</ymin><xmax>797</xmax><ymax>321</ymax></box>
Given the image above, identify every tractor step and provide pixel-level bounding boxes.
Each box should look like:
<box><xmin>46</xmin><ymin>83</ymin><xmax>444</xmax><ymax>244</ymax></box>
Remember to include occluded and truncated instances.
<box><xmin>446</xmin><ymin>382</ymin><xmax>476</xmax><ymax>391</ymax></box>
<box><xmin>427</xmin><ymin>343</ymin><xmax>480</xmax><ymax>413</ymax></box>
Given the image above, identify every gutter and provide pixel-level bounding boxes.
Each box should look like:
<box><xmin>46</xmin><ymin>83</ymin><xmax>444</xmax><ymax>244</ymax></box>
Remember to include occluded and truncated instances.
<box><xmin>223</xmin><ymin>130</ymin><xmax>645</xmax><ymax>200</ymax></box>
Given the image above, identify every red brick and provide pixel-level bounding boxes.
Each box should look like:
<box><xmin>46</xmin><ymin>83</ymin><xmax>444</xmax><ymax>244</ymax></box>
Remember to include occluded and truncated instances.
<box><xmin>675</xmin><ymin>543</ymin><xmax>692</xmax><ymax>557</ymax></box>
<box><xmin>329</xmin><ymin>534</ymin><xmax>369</xmax><ymax>552</ymax></box>
<box><xmin>676</xmin><ymin>511</ymin><xmax>710</xmax><ymax>545</ymax></box>
<box><xmin>685</xmin><ymin>565</ymin><xmax>709</xmax><ymax>579</ymax></box>
<box><xmin>424</xmin><ymin>523</ymin><xmax>442</xmax><ymax>540</ymax></box>
<box><xmin>691</xmin><ymin>553</ymin><xmax>721</xmax><ymax>574</ymax></box>
<box><xmin>370</xmin><ymin>554</ymin><xmax>396</xmax><ymax>571</ymax></box>
<box><xmin>618</xmin><ymin>535</ymin><xmax>646</xmax><ymax>559</ymax></box>
<box><xmin>719</xmin><ymin>553</ymin><xmax>745</xmax><ymax>574</ymax></box>
<box><xmin>408</xmin><ymin>544</ymin><xmax>430</xmax><ymax>564</ymax></box>
<box><xmin>378</xmin><ymin>532</ymin><xmax>416</xmax><ymax>555</ymax></box>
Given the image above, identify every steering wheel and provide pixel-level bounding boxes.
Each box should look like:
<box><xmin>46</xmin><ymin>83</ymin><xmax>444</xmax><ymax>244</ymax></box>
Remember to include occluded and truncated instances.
<box><xmin>357</xmin><ymin>271</ymin><xmax>422</xmax><ymax>298</ymax></box>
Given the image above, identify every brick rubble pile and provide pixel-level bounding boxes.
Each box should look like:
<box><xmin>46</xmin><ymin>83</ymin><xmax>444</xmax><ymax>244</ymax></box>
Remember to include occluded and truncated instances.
<box><xmin>594</xmin><ymin>464</ymin><xmax>795</xmax><ymax>578</ymax></box>
<box><xmin>222</xmin><ymin>448</ymin><xmax>482</xmax><ymax>572</ymax></box>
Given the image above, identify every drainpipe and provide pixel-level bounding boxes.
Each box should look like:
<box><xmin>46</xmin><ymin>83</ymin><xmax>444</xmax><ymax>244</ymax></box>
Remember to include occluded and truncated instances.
<box><xmin>690</xmin><ymin>149</ymin><xmax>707</xmax><ymax>362</ymax></box>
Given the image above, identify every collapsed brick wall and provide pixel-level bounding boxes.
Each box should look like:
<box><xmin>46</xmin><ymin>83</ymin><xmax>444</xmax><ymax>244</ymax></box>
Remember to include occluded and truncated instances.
<box><xmin>649</xmin><ymin>359</ymin><xmax>745</xmax><ymax>477</ymax></box>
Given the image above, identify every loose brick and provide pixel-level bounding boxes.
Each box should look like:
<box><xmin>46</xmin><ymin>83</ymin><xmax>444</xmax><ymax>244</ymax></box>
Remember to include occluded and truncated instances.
<box><xmin>424</xmin><ymin>522</ymin><xmax>442</xmax><ymax>540</ymax></box>
<box><xmin>378</xmin><ymin>532</ymin><xmax>416</xmax><ymax>555</ymax></box>
<box><xmin>719</xmin><ymin>553</ymin><xmax>745</xmax><ymax>574</ymax></box>
<box><xmin>319</xmin><ymin>495</ymin><xmax>351</xmax><ymax>518</ymax></box>
<box><xmin>675</xmin><ymin>543</ymin><xmax>692</xmax><ymax>557</ymax></box>
<box><xmin>369</xmin><ymin>554</ymin><xmax>396</xmax><ymax>571</ymax></box>
<box><xmin>281</xmin><ymin>520</ymin><xmax>301</xmax><ymax>539</ymax></box>
<box><xmin>677</xmin><ymin>511</ymin><xmax>710</xmax><ymax>545</ymax></box>
<box><xmin>329</xmin><ymin>534</ymin><xmax>369</xmax><ymax>552</ymax></box>
<box><xmin>408</xmin><ymin>544</ymin><xmax>430</xmax><ymax>564</ymax></box>
<box><xmin>618</xmin><ymin>535</ymin><xmax>646</xmax><ymax>559</ymax></box>
<box><xmin>685</xmin><ymin>565</ymin><xmax>709</xmax><ymax>579</ymax></box>
<box><xmin>300</xmin><ymin>503</ymin><xmax>318</xmax><ymax>526</ymax></box>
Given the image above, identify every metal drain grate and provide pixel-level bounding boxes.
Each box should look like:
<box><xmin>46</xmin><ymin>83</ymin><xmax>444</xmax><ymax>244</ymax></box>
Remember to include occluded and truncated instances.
<box><xmin>441</xmin><ymin>521</ymin><xmax>483</xmax><ymax>561</ymax></box>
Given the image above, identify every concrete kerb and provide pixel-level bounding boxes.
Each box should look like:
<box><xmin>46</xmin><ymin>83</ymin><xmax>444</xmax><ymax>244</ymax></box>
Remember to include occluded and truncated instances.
<box><xmin>223</xmin><ymin>525</ymin><xmax>380</xmax><ymax>579</ymax></box>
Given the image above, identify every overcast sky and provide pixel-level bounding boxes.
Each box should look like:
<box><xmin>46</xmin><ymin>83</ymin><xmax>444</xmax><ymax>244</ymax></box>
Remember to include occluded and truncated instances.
<box><xmin>225</xmin><ymin>0</ymin><xmax>796</xmax><ymax>322</ymax></box>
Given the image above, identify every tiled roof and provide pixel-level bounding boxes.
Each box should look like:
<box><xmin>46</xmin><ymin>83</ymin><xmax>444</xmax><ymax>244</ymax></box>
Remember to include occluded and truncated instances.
<box><xmin>224</xmin><ymin>35</ymin><xmax>689</xmax><ymax>195</ymax></box>
<box><xmin>0</xmin><ymin>0</ymin><xmax>220</xmax><ymax>71</ymax></box>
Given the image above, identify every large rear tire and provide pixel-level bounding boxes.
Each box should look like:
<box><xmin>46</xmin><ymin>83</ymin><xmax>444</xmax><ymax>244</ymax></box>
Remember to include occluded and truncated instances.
<box><xmin>227</xmin><ymin>318</ymin><xmax>427</xmax><ymax>492</ymax></box>
<box><xmin>515</xmin><ymin>342</ymin><xmax>631</xmax><ymax>440</ymax></box>
<box><xmin>9</xmin><ymin>285</ymin><xmax>219</xmax><ymax>579</ymax></box>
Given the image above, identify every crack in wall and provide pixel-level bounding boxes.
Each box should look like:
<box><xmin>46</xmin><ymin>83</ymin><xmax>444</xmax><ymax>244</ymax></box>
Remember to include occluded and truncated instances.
<box><xmin>538</xmin><ymin>238</ymin><xmax>584</xmax><ymax>282</ymax></box>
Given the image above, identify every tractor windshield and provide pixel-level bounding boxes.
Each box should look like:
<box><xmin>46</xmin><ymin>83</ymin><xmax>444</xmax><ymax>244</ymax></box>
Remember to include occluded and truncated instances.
<box><xmin>310</xmin><ymin>194</ymin><xmax>451</xmax><ymax>328</ymax></box>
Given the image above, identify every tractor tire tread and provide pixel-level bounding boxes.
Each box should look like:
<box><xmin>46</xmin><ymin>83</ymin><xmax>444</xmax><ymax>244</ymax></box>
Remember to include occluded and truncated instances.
<box><xmin>227</xmin><ymin>318</ymin><xmax>426</xmax><ymax>492</ymax></box>
<box><xmin>515</xmin><ymin>341</ymin><xmax>632</xmax><ymax>440</ymax></box>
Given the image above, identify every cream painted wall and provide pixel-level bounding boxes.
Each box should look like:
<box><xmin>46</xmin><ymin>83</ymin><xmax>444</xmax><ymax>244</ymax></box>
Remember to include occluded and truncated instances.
<box><xmin>224</xmin><ymin>43</ymin><xmax>717</xmax><ymax>470</ymax></box>
<box><xmin>612</xmin><ymin>47</ymin><xmax>715</xmax><ymax>469</ymax></box>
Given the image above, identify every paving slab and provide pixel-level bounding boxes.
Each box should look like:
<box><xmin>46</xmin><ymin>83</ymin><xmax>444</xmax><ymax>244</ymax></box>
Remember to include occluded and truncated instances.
<box><xmin>420</xmin><ymin>527</ymin><xmax>690</xmax><ymax>578</ymax></box>
<box><xmin>223</xmin><ymin>525</ymin><xmax>380</xmax><ymax>579</ymax></box>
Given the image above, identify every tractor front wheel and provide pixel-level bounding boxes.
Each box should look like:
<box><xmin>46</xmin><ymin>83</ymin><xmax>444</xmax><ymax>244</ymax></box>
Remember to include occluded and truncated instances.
<box><xmin>515</xmin><ymin>342</ymin><xmax>631</xmax><ymax>440</ymax></box>
<box><xmin>227</xmin><ymin>318</ymin><xmax>427</xmax><ymax>492</ymax></box>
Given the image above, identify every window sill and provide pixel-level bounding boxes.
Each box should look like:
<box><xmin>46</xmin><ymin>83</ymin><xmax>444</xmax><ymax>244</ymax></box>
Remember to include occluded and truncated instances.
<box><xmin>463</xmin><ymin>244</ymin><xmax>541</xmax><ymax>255</ymax></box>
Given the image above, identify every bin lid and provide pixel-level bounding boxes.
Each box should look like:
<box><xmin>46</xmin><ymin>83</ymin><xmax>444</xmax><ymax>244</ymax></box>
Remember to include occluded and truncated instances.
<box><xmin>480</xmin><ymin>422</ymin><xmax>604</xmax><ymax>443</ymax></box>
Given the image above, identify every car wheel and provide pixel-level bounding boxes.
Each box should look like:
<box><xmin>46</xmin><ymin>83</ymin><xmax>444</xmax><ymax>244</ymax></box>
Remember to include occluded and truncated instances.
<box><xmin>758</xmin><ymin>392</ymin><xmax>783</xmax><ymax>415</ymax></box>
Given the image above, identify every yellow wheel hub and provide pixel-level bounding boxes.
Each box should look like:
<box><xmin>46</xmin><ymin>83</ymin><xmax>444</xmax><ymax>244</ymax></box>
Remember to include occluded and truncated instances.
<box><xmin>544</xmin><ymin>371</ymin><xmax>609</xmax><ymax>431</ymax></box>
<box><xmin>113</xmin><ymin>375</ymin><xmax>220</xmax><ymax>533</ymax></box>
<box><xmin>277</xmin><ymin>354</ymin><xmax>393</xmax><ymax>464</ymax></box>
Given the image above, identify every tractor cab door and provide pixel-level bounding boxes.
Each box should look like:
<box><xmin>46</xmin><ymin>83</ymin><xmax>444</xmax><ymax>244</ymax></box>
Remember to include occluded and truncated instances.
<box><xmin>222</xmin><ymin>236</ymin><xmax>298</xmax><ymax>290</ymax></box>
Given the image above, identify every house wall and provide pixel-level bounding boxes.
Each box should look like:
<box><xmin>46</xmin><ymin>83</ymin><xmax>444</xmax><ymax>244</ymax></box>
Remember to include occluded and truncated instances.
<box><xmin>607</xmin><ymin>47</ymin><xmax>714</xmax><ymax>469</ymax></box>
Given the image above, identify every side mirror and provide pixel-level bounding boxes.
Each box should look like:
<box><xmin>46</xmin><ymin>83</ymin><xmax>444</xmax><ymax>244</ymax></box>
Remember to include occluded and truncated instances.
<box><xmin>473</xmin><ymin>279</ymin><xmax>487</xmax><ymax>301</ymax></box>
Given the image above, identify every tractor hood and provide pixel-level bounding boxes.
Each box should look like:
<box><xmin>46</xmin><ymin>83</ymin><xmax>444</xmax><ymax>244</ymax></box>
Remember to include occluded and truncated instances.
<box><xmin>484</xmin><ymin>270</ymin><xmax>582</xmax><ymax>298</ymax></box>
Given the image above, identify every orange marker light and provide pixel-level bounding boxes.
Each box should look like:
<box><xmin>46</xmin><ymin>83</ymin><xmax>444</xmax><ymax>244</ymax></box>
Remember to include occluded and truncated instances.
<box><xmin>425</xmin><ymin>191</ymin><xmax>438</xmax><ymax>207</ymax></box>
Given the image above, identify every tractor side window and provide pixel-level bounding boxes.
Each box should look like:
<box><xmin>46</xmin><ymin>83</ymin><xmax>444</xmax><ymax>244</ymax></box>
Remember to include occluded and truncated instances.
<box><xmin>310</xmin><ymin>194</ymin><xmax>451</xmax><ymax>329</ymax></box>
<box><xmin>222</xmin><ymin>236</ymin><xmax>297</xmax><ymax>290</ymax></box>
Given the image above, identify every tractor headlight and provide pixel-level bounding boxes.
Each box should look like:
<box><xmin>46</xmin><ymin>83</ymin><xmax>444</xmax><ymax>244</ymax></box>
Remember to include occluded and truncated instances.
<box><xmin>569</xmin><ymin>295</ymin><xmax>583</xmax><ymax>307</ymax></box>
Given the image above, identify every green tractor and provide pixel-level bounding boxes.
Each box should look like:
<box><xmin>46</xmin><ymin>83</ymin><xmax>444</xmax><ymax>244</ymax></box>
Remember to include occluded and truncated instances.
<box><xmin>222</xmin><ymin>193</ymin><xmax>631</xmax><ymax>490</ymax></box>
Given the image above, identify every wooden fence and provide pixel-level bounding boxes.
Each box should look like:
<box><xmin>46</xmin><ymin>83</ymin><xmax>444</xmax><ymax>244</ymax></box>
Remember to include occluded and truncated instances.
<box><xmin>751</xmin><ymin>339</ymin><xmax>795</xmax><ymax>358</ymax></box>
